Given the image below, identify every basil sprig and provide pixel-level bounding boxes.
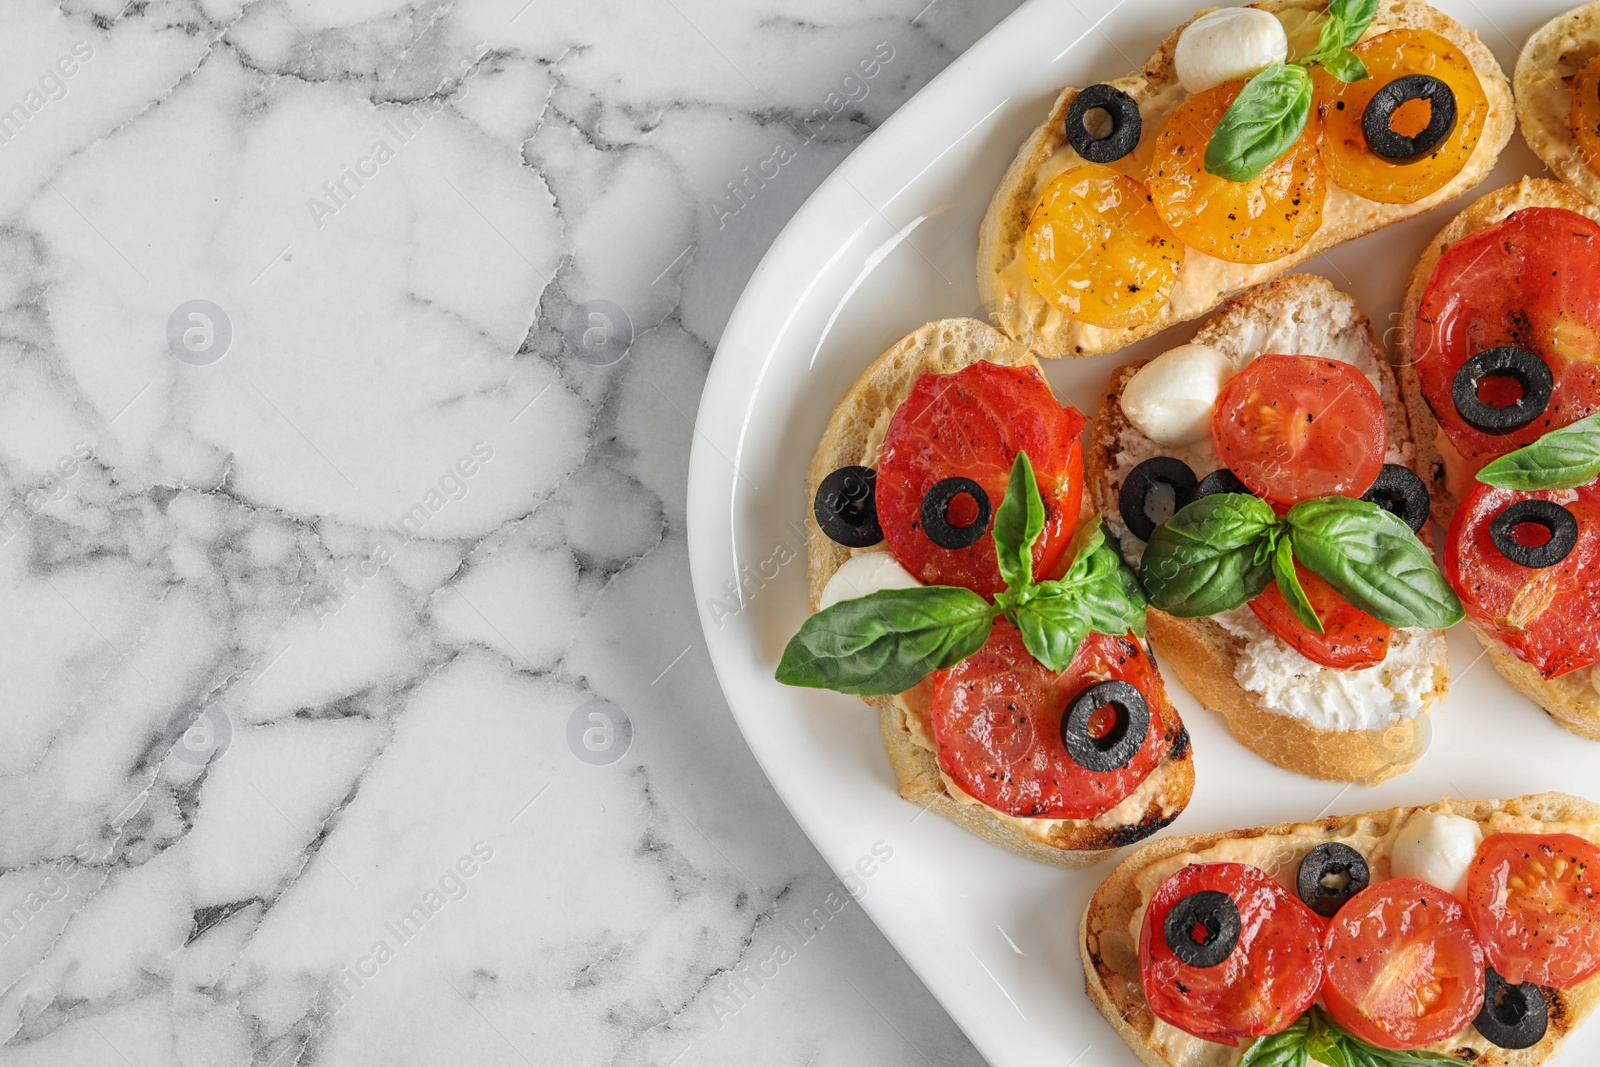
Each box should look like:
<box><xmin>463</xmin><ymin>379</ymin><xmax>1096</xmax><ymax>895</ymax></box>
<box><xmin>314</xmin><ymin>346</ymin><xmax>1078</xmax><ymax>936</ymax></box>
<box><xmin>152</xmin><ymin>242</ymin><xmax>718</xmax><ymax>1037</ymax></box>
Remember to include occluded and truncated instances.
<box><xmin>1240</xmin><ymin>1008</ymin><xmax>1462</xmax><ymax>1067</ymax></box>
<box><xmin>776</xmin><ymin>452</ymin><xmax>1146</xmax><ymax>694</ymax></box>
<box><xmin>1204</xmin><ymin>0</ymin><xmax>1379</xmax><ymax>182</ymax></box>
<box><xmin>1140</xmin><ymin>493</ymin><xmax>1464</xmax><ymax>630</ymax></box>
<box><xmin>1476</xmin><ymin>410</ymin><xmax>1600</xmax><ymax>491</ymax></box>
<box><xmin>1008</xmin><ymin>520</ymin><xmax>1148</xmax><ymax>673</ymax></box>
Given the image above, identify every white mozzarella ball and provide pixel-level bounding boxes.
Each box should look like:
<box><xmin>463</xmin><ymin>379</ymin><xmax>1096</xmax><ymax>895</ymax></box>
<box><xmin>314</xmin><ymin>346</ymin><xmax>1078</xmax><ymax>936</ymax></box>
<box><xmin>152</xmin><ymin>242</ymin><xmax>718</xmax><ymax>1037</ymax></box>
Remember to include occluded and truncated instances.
<box><xmin>1120</xmin><ymin>343</ymin><xmax>1237</xmax><ymax>446</ymax></box>
<box><xmin>1390</xmin><ymin>811</ymin><xmax>1484</xmax><ymax>899</ymax></box>
<box><xmin>818</xmin><ymin>550</ymin><xmax>922</xmax><ymax>611</ymax></box>
<box><xmin>1175</xmin><ymin>8</ymin><xmax>1290</xmax><ymax>94</ymax></box>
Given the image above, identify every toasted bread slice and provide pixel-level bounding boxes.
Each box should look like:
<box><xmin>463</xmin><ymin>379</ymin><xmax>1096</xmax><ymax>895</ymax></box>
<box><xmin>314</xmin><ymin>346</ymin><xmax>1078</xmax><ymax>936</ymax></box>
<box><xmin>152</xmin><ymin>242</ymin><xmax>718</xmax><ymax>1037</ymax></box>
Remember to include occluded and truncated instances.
<box><xmin>1082</xmin><ymin>792</ymin><xmax>1600</xmax><ymax>1067</ymax></box>
<box><xmin>1515</xmin><ymin>2</ymin><xmax>1600</xmax><ymax>205</ymax></box>
<box><xmin>805</xmin><ymin>318</ymin><xmax>1195</xmax><ymax>867</ymax></box>
<box><xmin>1394</xmin><ymin>178</ymin><xmax>1600</xmax><ymax>742</ymax></box>
<box><xmin>978</xmin><ymin>0</ymin><xmax>1512</xmax><ymax>359</ymax></box>
<box><xmin>1088</xmin><ymin>275</ymin><xmax>1449</xmax><ymax>784</ymax></box>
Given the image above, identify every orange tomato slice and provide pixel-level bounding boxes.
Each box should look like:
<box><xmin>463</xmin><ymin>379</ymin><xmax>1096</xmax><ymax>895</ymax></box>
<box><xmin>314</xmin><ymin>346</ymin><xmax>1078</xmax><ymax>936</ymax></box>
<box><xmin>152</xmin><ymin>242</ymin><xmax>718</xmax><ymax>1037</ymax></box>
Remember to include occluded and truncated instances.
<box><xmin>1148</xmin><ymin>80</ymin><xmax>1327</xmax><ymax>264</ymax></box>
<box><xmin>1315</xmin><ymin>29</ymin><xmax>1488</xmax><ymax>205</ymax></box>
<box><xmin>1024</xmin><ymin>163</ymin><xmax>1184</xmax><ymax>329</ymax></box>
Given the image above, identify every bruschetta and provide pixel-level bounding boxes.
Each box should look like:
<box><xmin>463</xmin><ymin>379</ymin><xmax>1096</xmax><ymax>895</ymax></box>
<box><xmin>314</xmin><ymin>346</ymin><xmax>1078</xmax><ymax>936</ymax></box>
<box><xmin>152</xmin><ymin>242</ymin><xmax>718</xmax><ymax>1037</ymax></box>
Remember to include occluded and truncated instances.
<box><xmin>777</xmin><ymin>318</ymin><xmax>1195</xmax><ymax>866</ymax></box>
<box><xmin>979</xmin><ymin>0</ymin><xmax>1511</xmax><ymax>358</ymax></box>
<box><xmin>1396</xmin><ymin>178</ymin><xmax>1600</xmax><ymax>741</ymax></box>
<box><xmin>1084</xmin><ymin>792</ymin><xmax>1600</xmax><ymax>1067</ymax></box>
<box><xmin>1090</xmin><ymin>275</ymin><xmax>1460</xmax><ymax>784</ymax></box>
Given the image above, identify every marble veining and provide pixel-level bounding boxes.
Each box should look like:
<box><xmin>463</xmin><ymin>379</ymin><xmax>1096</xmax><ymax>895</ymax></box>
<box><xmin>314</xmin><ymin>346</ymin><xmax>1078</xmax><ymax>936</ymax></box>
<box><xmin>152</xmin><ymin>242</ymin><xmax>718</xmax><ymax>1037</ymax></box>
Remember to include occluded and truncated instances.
<box><xmin>0</xmin><ymin>0</ymin><xmax>1024</xmax><ymax>1063</ymax></box>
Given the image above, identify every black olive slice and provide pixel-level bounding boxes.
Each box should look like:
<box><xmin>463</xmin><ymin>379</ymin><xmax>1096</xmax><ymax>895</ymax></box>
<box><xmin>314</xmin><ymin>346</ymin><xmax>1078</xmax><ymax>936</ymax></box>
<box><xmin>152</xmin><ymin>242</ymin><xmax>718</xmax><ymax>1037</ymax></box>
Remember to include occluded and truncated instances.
<box><xmin>1061</xmin><ymin>679</ymin><xmax>1149</xmax><ymax>772</ymax></box>
<box><xmin>814</xmin><ymin>466</ymin><xmax>883</xmax><ymax>547</ymax></box>
<box><xmin>1066</xmin><ymin>83</ymin><xmax>1142</xmax><ymax>164</ymax></box>
<box><xmin>1119</xmin><ymin>457</ymin><xmax>1197</xmax><ymax>542</ymax></box>
<box><xmin>1163</xmin><ymin>890</ymin><xmax>1241</xmax><ymax>968</ymax></box>
<box><xmin>920</xmin><ymin>477</ymin><xmax>991</xmax><ymax>550</ymax></box>
<box><xmin>1360</xmin><ymin>464</ymin><xmax>1430</xmax><ymax>533</ymax></box>
<box><xmin>1451</xmin><ymin>347</ymin><xmax>1553</xmax><ymax>435</ymax></box>
<box><xmin>1489</xmin><ymin>499</ymin><xmax>1579</xmax><ymax>569</ymax></box>
<box><xmin>1363</xmin><ymin>74</ymin><xmax>1457</xmax><ymax>162</ymax></box>
<box><xmin>1474</xmin><ymin>968</ymin><xmax>1548</xmax><ymax>1050</ymax></box>
<box><xmin>1195</xmin><ymin>468</ymin><xmax>1251</xmax><ymax>499</ymax></box>
<box><xmin>1296</xmin><ymin>842</ymin><xmax>1371</xmax><ymax>918</ymax></box>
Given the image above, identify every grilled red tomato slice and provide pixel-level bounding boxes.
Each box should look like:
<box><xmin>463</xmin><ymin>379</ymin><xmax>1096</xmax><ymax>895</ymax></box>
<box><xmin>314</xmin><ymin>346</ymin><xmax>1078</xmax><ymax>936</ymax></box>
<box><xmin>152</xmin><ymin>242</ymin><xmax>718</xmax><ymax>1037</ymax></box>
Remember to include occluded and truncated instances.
<box><xmin>1322</xmin><ymin>877</ymin><xmax>1486</xmax><ymax>1050</ymax></box>
<box><xmin>928</xmin><ymin>623</ymin><xmax>1170</xmax><ymax>820</ymax></box>
<box><xmin>1139</xmin><ymin>863</ymin><xmax>1324</xmax><ymax>1044</ymax></box>
<box><xmin>1212</xmin><ymin>354</ymin><xmax>1386</xmax><ymax>509</ymax></box>
<box><xmin>1414</xmin><ymin>207</ymin><xmax>1600</xmax><ymax>460</ymax></box>
<box><xmin>1248</xmin><ymin>563</ymin><xmax>1394</xmax><ymax>670</ymax></box>
<box><xmin>1444</xmin><ymin>480</ymin><xmax>1600</xmax><ymax>678</ymax></box>
<box><xmin>877</xmin><ymin>362</ymin><xmax>1087</xmax><ymax>597</ymax></box>
<box><xmin>1467</xmin><ymin>833</ymin><xmax>1600</xmax><ymax>989</ymax></box>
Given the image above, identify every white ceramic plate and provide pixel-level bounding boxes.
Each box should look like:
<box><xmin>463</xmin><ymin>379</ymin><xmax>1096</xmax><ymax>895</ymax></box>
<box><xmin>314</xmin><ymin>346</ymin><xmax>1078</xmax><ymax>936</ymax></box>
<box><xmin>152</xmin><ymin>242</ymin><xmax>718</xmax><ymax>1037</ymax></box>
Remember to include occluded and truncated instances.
<box><xmin>687</xmin><ymin>2</ymin><xmax>1600</xmax><ymax>1063</ymax></box>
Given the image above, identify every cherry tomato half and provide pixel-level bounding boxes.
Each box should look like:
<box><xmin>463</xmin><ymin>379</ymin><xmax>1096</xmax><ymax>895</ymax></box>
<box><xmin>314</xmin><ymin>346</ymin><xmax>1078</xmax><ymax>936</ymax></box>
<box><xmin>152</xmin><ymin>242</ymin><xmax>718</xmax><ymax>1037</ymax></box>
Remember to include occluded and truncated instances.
<box><xmin>877</xmin><ymin>362</ymin><xmax>1087</xmax><ymax>597</ymax></box>
<box><xmin>1249</xmin><ymin>562</ymin><xmax>1394</xmax><ymax>670</ymax></box>
<box><xmin>1322</xmin><ymin>877</ymin><xmax>1486</xmax><ymax>1050</ymax></box>
<box><xmin>1212</xmin><ymin>354</ymin><xmax>1387</xmax><ymax>508</ymax></box>
<box><xmin>1414</xmin><ymin>207</ymin><xmax>1600</xmax><ymax>460</ymax></box>
<box><xmin>929</xmin><ymin>624</ymin><xmax>1170</xmax><ymax>820</ymax></box>
<box><xmin>1444</xmin><ymin>480</ymin><xmax>1600</xmax><ymax>679</ymax></box>
<box><xmin>1467</xmin><ymin>832</ymin><xmax>1600</xmax><ymax>988</ymax></box>
<box><xmin>1139</xmin><ymin>862</ymin><xmax>1325</xmax><ymax>1044</ymax></box>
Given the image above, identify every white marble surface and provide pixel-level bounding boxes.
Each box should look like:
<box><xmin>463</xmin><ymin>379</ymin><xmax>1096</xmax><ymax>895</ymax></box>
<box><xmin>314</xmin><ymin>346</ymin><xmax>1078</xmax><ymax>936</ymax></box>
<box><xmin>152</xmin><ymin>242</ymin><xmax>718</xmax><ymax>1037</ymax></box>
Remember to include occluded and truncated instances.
<box><xmin>0</xmin><ymin>0</ymin><xmax>1030</xmax><ymax>1063</ymax></box>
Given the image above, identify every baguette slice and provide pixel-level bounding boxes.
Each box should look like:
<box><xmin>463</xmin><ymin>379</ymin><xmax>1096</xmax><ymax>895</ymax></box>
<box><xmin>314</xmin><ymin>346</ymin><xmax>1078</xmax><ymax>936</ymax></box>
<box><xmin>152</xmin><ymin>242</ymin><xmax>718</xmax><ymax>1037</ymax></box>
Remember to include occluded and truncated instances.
<box><xmin>1515</xmin><ymin>2</ymin><xmax>1600</xmax><ymax>205</ymax></box>
<box><xmin>1394</xmin><ymin>177</ymin><xmax>1600</xmax><ymax>742</ymax></box>
<box><xmin>1088</xmin><ymin>275</ymin><xmax>1449</xmax><ymax>784</ymax></box>
<box><xmin>805</xmin><ymin>318</ymin><xmax>1194</xmax><ymax>867</ymax></box>
<box><xmin>1082</xmin><ymin>792</ymin><xmax>1600</xmax><ymax>1067</ymax></box>
<box><xmin>978</xmin><ymin>0</ymin><xmax>1512</xmax><ymax>359</ymax></box>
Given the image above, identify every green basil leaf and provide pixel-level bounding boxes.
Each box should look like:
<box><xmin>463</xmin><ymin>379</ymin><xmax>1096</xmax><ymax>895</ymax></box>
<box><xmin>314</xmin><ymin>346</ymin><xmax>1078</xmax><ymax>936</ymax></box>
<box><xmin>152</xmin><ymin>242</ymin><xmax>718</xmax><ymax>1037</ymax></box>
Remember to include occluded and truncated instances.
<box><xmin>776</xmin><ymin>587</ymin><xmax>995</xmax><ymax>695</ymax></box>
<box><xmin>1012</xmin><ymin>586</ymin><xmax>1093</xmax><ymax>674</ymax></box>
<box><xmin>1014</xmin><ymin>521</ymin><xmax>1147</xmax><ymax>672</ymax></box>
<box><xmin>1069</xmin><ymin>523</ymin><xmax>1148</xmax><ymax>631</ymax></box>
<box><xmin>1315</xmin><ymin>1010</ymin><xmax>1465</xmax><ymax>1067</ymax></box>
<box><xmin>1115</xmin><ymin>553</ymin><xmax>1149</xmax><ymax>639</ymax></box>
<box><xmin>1305</xmin><ymin>1010</ymin><xmax>1354</xmax><ymax>1067</ymax></box>
<box><xmin>1301</xmin><ymin>12</ymin><xmax>1348</xmax><ymax>65</ymax></box>
<box><xmin>1238</xmin><ymin>1013</ymin><xmax>1311</xmax><ymax>1067</ymax></box>
<box><xmin>1305</xmin><ymin>1031</ymin><xmax>1352</xmax><ymax>1067</ymax></box>
<box><xmin>1272</xmin><ymin>535</ymin><xmax>1324</xmax><ymax>634</ymax></box>
<box><xmin>1140</xmin><ymin>493</ymin><xmax>1278</xmax><ymax>617</ymax></box>
<box><xmin>1357</xmin><ymin>1048</ymin><xmax>1467</xmax><ymax>1067</ymax></box>
<box><xmin>1204</xmin><ymin>64</ymin><xmax>1313</xmax><ymax>182</ymax></box>
<box><xmin>1319</xmin><ymin>47</ymin><xmax>1369</xmax><ymax>83</ymax></box>
<box><xmin>1329</xmin><ymin>0</ymin><xmax>1380</xmax><ymax>44</ymax></box>
<box><xmin>993</xmin><ymin>450</ymin><xmax>1045</xmax><ymax>594</ymax></box>
<box><xmin>1476</xmin><ymin>411</ymin><xmax>1600</xmax><ymax>490</ymax></box>
<box><xmin>1285</xmin><ymin>496</ymin><xmax>1465</xmax><ymax>630</ymax></box>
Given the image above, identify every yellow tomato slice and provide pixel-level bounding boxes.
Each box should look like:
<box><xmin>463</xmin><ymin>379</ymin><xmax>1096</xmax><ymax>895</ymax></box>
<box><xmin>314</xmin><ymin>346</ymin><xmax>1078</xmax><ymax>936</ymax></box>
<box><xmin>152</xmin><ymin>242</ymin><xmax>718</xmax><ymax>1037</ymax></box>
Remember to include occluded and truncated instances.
<box><xmin>1023</xmin><ymin>163</ymin><xmax>1184</xmax><ymax>330</ymax></box>
<box><xmin>1316</xmin><ymin>28</ymin><xmax>1488</xmax><ymax>204</ymax></box>
<box><xmin>1148</xmin><ymin>80</ymin><xmax>1327</xmax><ymax>265</ymax></box>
